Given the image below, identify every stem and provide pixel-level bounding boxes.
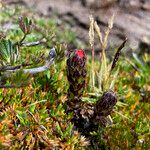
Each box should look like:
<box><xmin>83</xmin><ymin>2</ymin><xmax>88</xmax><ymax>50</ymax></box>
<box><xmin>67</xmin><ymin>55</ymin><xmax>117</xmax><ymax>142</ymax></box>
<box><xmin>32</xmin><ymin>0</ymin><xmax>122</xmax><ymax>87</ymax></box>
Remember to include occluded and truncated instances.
<box><xmin>0</xmin><ymin>48</ymin><xmax>57</xmax><ymax>88</ymax></box>
<box><xmin>0</xmin><ymin>84</ymin><xmax>27</xmax><ymax>88</ymax></box>
<box><xmin>91</xmin><ymin>46</ymin><xmax>95</xmax><ymax>88</ymax></box>
<box><xmin>5</xmin><ymin>48</ymin><xmax>57</xmax><ymax>74</ymax></box>
<box><xmin>21</xmin><ymin>38</ymin><xmax>47</xmax><ymax>47</ymax></box>
<box><xmin>23</xmin><ymin>59</ymin><xmax>54</xmax><ymax>74</ymax></box>
<box><xmin>0</xmin><ymin>63</ymin><xmax>32</xmax><ymax>71</ymax></box>
<box><xmin>19</xmin><ymin>33</ymin><xmax>27</xmax><ymax>46</ymax></box>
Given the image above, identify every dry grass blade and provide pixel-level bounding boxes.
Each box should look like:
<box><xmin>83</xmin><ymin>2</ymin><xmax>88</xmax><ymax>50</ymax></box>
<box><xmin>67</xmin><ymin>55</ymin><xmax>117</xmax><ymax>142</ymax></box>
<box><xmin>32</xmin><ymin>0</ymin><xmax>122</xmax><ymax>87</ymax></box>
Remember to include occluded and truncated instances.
<box><xmin>125</xmin><ymin>58</ymin><xmax>140</xmax><ymax>72</ymax></box>
<box><xmin>110</xmin><ymin>38</ymin><xmax>127</xmax><ymax>72</ymax></box>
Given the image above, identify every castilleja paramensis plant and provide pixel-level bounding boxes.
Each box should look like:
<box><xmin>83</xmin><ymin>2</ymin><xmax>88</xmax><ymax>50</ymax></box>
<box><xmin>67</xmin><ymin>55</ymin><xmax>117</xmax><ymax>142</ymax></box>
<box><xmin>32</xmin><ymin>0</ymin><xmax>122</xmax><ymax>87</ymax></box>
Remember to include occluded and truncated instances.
<box><xmin>66</xmin><ymin>49</ymin><xmax>94</xmax><ymax>132</ymax></box>
<box><xmin>67</xmin><ymin>49</ymin><xmax>87</xmax><ymax>102</ymax></box>
<box><xmin>66</xmin><ymin>49</ymin><xmax>117</xmax><ymax>132</ymax></box>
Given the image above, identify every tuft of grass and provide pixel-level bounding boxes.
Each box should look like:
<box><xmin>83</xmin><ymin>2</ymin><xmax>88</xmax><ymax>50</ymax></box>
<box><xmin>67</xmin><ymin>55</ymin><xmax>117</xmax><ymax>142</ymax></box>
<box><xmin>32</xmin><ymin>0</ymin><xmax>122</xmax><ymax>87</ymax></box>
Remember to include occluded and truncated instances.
<box><xmin>87</xmin><ymin>14</ymin><xmax>127</xmax><ymax>96</ymax></box>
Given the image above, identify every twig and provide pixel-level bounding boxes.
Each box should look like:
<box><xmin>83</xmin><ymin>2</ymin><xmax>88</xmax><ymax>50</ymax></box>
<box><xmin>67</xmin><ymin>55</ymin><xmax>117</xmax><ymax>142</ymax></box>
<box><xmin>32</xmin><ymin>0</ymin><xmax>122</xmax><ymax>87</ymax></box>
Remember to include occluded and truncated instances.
<box><xmin>0</xmin><ymin>83</ymin><xmax>27</xmax><ymax>88</ymax></box>
<box><xmin>27</xmin><ymin>110</ymin><xmax>38</xmax><ymax>123</ymax></box>
<box><xmin>0</xmin><ymin>48</ymin><xmax>57</xmax><ymax>88</ymax></box>
<box><xmin>0</xmin><ymin>63</ymin><xmax>32</xmax><ymax>72</ymax></box>
<box><xmin>21</xmin><ymin>38</ymin><xmax>47</xmax><ymax>47</ymax></box>
<box><xmin>26</xmin><ymin>100</ymin><xmax>47</xmax><ymax>108</ymax></box>
<box><xmin>19</xmin><ymin>33</ymin><xmax>27</xmax><ymax>46</ymax></box>
<box><xmin>5</xmin><ymin>48</ymin><xmax>57</xmax><ymax>74</ymax></box>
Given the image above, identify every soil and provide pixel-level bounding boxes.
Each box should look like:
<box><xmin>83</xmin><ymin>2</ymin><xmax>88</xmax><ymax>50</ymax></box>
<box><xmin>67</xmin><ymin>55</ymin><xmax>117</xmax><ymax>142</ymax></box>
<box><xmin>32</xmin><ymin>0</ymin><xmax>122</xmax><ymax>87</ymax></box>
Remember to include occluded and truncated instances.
<box><xmin>2</xmin><ymin>0</ymin><xmax>150</xmax><ymax>53</ymax></box>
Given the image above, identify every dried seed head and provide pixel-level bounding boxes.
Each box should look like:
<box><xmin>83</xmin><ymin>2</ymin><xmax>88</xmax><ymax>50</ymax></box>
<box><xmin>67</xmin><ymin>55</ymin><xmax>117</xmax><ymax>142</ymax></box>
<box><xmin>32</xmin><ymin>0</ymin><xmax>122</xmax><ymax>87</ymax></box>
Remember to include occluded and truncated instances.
<box><xmin>89</xmin><ymin>15</ymin><xmax>95</xmax><ymax>48</ymax></box>
<box><xmin>108</xmin><ymin>14</ymin><xmax>114</xmax><ymax>29</ymax></box>
<box><xmin>110</xmin><ymin>38</ymin><xmax>127</xmax><ymax>72</ymax></box>
<box><xmin>94</xmin><ymin>21</ymin><xmax>103</xmax><ymax>46</ymax></box>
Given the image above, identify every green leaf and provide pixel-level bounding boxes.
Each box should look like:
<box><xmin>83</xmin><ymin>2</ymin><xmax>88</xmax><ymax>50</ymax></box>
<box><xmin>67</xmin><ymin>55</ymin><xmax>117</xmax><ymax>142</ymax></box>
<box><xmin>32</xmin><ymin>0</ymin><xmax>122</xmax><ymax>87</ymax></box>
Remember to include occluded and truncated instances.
<box><xmin>56</xmin><ymin>122</ymin><xmax>63</xmax><ymax>138</ymax></box>
<box><xmin>16</xmin><ymin>110</ymin><xmax>28</xmax><ymax>126</ymax></box>
<box><xmin>0</xmin><ymin>39</ymin><xmax>18</xmax><ymax>65</ymax></box>
<box><xmin>63</xmin><ymin>123</ymin><xmax>73</xmax><ymax>138</ymax></box>
<box><xmin>10</xmin><ymin>69</ymin><xmax>30</xmax><ymax>86</ymax></box>
<box><xmin>55</xmin><ymin>104</ymin><xmax>63</xmax><ymax>115</ymax></box>
<box><xmin>46</xmin><ymin>70</ymin><xmax>50</xmax><ymax>79</ymax></box>
<box><xmin>109</xmin><ymin>67</ymin><xmax>120</xmax><ymax>89</ymax></box>
<box><xmin>29</xmin><ymin>105</ymin><xmax>36</xmax><ymax>113</ymax></box>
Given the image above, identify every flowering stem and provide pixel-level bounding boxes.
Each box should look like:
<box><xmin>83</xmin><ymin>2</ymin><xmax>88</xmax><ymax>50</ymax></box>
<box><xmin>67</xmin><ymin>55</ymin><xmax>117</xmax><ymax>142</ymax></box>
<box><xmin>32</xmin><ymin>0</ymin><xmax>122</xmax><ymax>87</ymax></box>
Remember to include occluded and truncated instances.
<box><xmin>19</xmin><ymin>33</ymin><xmax>27</xmax><ymax>46</ymax></box>
<box><xmin>91</xmin><ymin>46</ymin><xmax>95</xmax><ymax>89</ymax></box>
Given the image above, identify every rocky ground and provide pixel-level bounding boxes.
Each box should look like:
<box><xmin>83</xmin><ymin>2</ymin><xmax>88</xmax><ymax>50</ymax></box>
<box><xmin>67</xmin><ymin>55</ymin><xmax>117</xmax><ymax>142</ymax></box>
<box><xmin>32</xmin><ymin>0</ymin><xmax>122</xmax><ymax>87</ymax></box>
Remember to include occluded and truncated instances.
<box><xmin>2</xmin><ymin>0</ymin><xmax>150</xmax><ymax>53</ymax></box>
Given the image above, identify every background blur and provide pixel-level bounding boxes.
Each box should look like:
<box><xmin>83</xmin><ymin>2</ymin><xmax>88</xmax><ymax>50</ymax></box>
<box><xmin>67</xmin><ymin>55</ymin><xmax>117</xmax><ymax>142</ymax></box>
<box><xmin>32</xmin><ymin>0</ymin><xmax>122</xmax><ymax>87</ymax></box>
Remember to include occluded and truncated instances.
<box><xmin>1</xmin><ymin>0</ymin><xmax>150</xmax><ymax>54</ymax></box>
